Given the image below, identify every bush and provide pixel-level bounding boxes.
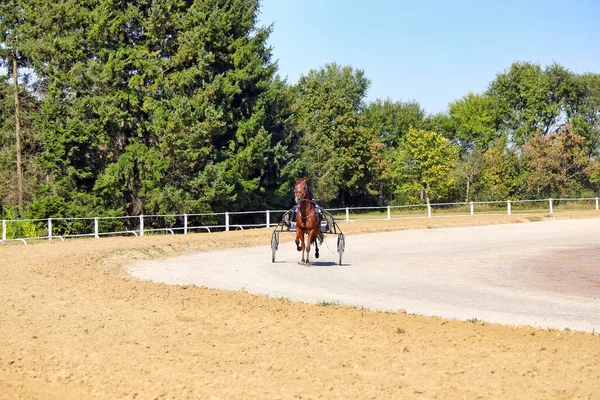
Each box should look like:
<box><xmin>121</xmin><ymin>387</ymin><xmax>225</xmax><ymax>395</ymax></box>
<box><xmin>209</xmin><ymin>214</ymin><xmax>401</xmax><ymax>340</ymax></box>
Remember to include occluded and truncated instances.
<box><xmin>1</xmin><ymin>208</ymin><xmax>42</xmax><ymax>239</ymax></box>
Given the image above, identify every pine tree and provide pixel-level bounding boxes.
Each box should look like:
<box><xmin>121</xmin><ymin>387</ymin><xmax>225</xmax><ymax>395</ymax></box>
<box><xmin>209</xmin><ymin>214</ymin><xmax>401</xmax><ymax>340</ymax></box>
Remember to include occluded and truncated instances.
<box><xmin>17</xmin><ymin>0</ymin><xmax>296</xmax><ymax>218</ymax></box>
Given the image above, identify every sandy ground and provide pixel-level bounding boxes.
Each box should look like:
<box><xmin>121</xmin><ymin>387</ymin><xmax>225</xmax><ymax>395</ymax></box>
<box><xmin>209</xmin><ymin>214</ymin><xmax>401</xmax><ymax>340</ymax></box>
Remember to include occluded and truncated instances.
<box><xmin>1</xmin><ymin>212</ymin><xmax>599</xmax><ymax>399</ymax></box>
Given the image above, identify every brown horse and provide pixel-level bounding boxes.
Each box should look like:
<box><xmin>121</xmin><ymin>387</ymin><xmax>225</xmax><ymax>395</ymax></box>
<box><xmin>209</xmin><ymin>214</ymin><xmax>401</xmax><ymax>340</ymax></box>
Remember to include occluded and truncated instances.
<box><xmin>294</xmin><ymin>176</ymin><xmax>324</xmax><ymax>264</ymax></box>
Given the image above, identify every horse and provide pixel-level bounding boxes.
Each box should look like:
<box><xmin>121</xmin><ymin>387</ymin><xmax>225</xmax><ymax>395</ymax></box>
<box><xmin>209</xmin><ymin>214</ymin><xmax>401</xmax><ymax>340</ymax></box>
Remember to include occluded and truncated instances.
<box><xmin>293</xmin><ymin>176</ymin><xmax>324</xmax><ymax>264</ymax></box>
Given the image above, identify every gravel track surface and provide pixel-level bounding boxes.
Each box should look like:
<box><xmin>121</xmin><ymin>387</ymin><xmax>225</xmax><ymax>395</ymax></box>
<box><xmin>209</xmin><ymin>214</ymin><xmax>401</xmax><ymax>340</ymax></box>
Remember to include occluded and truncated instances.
<box><xmin>130</xmin><ymin>218</ymin><xmax>600</xmax><ymax>332</ymax></box>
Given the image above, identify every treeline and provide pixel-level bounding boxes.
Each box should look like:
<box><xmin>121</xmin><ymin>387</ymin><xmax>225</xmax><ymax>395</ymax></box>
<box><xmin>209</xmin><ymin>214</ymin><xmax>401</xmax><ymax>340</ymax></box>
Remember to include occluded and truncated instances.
<box><xmin>1</xmin><ymin>0</ymin><xmax>599</xmax><ymax>221</ymax></box>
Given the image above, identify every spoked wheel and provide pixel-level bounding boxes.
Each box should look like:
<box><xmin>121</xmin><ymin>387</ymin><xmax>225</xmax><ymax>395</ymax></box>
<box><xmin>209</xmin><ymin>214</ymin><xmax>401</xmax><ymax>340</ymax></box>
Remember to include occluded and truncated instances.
<box><xmin>271</xmin><ymin>231</ymin><xmax>279</xmax><ymax>263</ymax></box>
<box><xmin>337</xmin><ymin>234</ymin><xmax>345</xmax><ymax>265</ymax></box>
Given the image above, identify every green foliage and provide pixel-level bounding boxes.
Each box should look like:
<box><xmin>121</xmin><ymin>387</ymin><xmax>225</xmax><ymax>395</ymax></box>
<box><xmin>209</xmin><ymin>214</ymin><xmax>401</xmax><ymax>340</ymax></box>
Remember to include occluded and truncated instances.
<box><xmin>487</xmin><ymin>62</ymin><xmax>584</xmax><ymax>145</ymax></box>
<box><xmin>392</xmin><ymin>127</ymin><xmax>459</xmax><ymax>204</ymax></box>
<box><xmin>293</xmin><ymin>63</ymin><xmax>387</xmax><ymax>205</ymax></box>
<box><xmin>478</xmin><ymin>139</ymin><xmax>521</xmax><ymax>201</ymax></box>
<box><xmin>1</xmin><ymin>1</ymin><xmax>600</xmax><ymax>218</ymax></box>
<box><xmin>317</xmin><ymin>300</ymin><xmax>340</xmax><ymax>307</ymax></box>
<box><xmin>4</xmin><ymin>219</ymin><xmax>39</xmax><ymax>239</ymax></box>
<box><xmin>1</xmin><ymin>208</ymin><xmax>40</xmax><ymax>239</ymax></box>
<box><xmin>454</xmin><ymin>148</ymin><xmax>485</xmax><ymax>202</ymax></box>
<box><xmin>94</xmin><ymin>142</ymin><xmax>168</xmax><ymax>215</ymax></box>
<box><xmin>4</xmin><ymin>0</ymin><xmax>298</xmax><ymax>217</ymax></box>
<box><xmin>0</xmin><ymin>71</ymin><xmax>43</xmax><ymax>214</ymax></box>
<box><xmin>572</xmin><ymin>73</ymin><xmax>600</xmax><ymax>155</ymax></box>
<box><xmin>363</xmin><ymin>99</ymin><xmax>426</xmax><ymax>148</ymax></box>
<box><xmin>447</xmin><ymin>92</ymin><xmax>505</xmax><ymax>150</ymax></box>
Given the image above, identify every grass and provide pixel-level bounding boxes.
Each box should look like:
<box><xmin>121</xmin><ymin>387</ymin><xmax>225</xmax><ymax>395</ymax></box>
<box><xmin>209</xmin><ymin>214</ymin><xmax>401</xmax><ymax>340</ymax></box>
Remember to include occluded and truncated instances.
<box><xmin>317</xmin><ymin>300</ymin><xmax>341</xmax><ymax>307</ymax></box>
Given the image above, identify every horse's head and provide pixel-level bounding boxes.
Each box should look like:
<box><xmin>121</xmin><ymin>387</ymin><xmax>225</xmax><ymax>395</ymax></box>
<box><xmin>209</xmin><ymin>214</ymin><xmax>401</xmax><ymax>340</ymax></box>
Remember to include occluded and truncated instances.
<box><xmin>294</xmin><ymin>176</ymin><xmax>310</xmax><ymax>205</ymax></box>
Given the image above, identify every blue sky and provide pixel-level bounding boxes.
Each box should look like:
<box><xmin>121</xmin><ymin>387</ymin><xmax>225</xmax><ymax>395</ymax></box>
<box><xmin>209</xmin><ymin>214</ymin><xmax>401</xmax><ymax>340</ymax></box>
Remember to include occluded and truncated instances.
<box><xmin>257</xmin><ymin>0</ymin><xmax>600</xmax><ymax>114</ymax></box>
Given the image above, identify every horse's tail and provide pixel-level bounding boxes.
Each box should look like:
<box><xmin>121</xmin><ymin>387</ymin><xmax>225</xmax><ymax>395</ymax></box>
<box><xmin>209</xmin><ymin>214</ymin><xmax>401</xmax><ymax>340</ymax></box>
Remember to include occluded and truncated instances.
<box><xmin>317</xmin><ymin>230</ymin><xmax>324</xmax><ymax>245</ymax></box>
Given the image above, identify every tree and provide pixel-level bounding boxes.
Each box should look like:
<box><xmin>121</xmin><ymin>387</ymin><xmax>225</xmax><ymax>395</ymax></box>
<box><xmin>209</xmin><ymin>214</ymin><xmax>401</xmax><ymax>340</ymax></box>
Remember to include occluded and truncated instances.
<box><xmin>478</xmin><ymin>139</ymin><xmax>521</xmax><ymax>201</ymax></box>
<box><xmin>487</xmin><ymin>62</ymin><xmax>584</xmax><ymax>145</ymax></box>
<box><xmin>522</xmin><ymin>124</ymin><xmax>589</xmax><ymax>198</ymax></box>
<box><xmin>392</xmin><ymin>127</ymin><xmax>459</xmax><ymax>206</ymax></box>
<box><xmin>0</xmin><ymin>73</ymin><xmax>42</xmax><ymax>215</ymax></box>
<box><xmin>0</xmin><ymin>79</ymin><xmax>14</xmax><ymax>216</ymax></box>
<box><xmin>572</xmin><ymin>73</ymin><xmax>600</xmax><ymax>156</ymax></box>
<box><xmin>446</xmin><ymin>92</ymin><xmax>505</xmax><ymax>151</ymax></box>
<box><xmin>21</xmin><ymin>0</ymin><xmax>294</xmax><ymax>218</ymax></box>
<box><xmin>293</xmin><ymin>63</ymin><xmax>387</xmax><ymax>205</ymax></box>
<box><xmin>363</xmin><ymin>99</ymin><xmax>426</xmax><ymax>148</ymax></box>
<box><xmin>455</xmin><ymin>148</ymin><xmax>484</xmax><ymax>202</ymax></box>
<box><xmin>0</xmin><ymin>0</ymin><xmax>43</xmax><ymax>216</ymax></box>
<box><xmin>0</xmin><ymin>0</ymin><xmax>28</xmax><ymax>212</ymax></box>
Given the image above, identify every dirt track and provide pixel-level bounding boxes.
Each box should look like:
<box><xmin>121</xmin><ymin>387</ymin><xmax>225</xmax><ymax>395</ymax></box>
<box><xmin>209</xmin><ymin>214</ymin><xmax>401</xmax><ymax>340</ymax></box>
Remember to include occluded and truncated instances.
<box><xmin>130</xmin><ymin>217</ymin><xmax>600</xmax><ymax>332</ymax></box>
<box><xmin>1</xmin><ymin>212</ymin><xmax>600</xmax><ymax>399</ymax></box>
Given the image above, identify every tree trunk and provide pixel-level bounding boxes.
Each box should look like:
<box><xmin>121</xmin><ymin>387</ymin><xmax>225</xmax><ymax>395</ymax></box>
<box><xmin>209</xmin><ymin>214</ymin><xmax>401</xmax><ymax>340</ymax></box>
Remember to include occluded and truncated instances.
<box><xmin>465</xmin><ymin>180</ymin><xmax>471</xmax><ymax>202</ymax></box>
<box><xmin>13</xmin><ymin>57</ymin><xmax>23</xmax><ymax>213</ymax></box>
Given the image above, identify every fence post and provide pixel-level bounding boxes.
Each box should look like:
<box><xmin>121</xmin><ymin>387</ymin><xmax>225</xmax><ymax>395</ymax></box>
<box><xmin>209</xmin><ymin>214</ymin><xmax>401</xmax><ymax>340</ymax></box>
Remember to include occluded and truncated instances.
<box><xmin>225</xmin><ymin>212</ymin><xmax>230</xmax><ymax>231</ymax></box>
<box><xmin>2</xmin><ymin>220</ymin><xmax>6</xmax><ymax>241</ymax></box>
<box><xmin>470</xmin><ymin>201</ymin><xmax>474</xmax><ymax>216</ymax></box>
<box><xmin>48</xmin><ymin>218</ymin><xmax>52</xmax><ymax>240</ymax></box>
<box><xmin>427</xmin><ymin>203</ymin><xmax>432</xmax><ymax>218</ymax></box>
<box><xmin>507</xmin><ymin>200</ymin><xmax>512</xmax><ymax>215</ymax></box>
<box><xmin>139</xmin><ymin>215</ymin><xmax>144</xmax><ymax>236</ymax></box>
<box><xmin>596</xmin><ymin>197</ymin><xmax>599</xmax><ymax>211</ymax></box>
<box><xmin>266</xmin><ymin>210</ymin><xmax>270</xmax><ymax>228</ymax></box>
<box><xmin>387</xmin><ymin>206</ymin><xmax>391</xmax><ymax>220</ymax></box>
<box><xmin>94</xmin><ymin>218</ymin><xmax>99</xmax><ymax>238</ymax></box>
<box><xmin>184</xmin><ymin>214</ymin><xmax>188</xmax><ymax>234</ymax></box>
<box><xmin>549</xmin><ymin>198</ymin><xmax>553</xmax><ymax>214</ymax></box>
<box><xmin>345</xmin><ymin>207</ymin><xmax>349</xmax><ymax>222</ymax></box>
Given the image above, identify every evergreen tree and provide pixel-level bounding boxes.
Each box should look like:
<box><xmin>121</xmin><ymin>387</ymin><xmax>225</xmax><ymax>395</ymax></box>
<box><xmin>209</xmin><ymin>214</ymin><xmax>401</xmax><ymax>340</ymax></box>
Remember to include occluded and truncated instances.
<box><xmin>0</xmin><ymin>0</ymin><xmax>29</xmax><ymax>213</ymax></box>
<box><xmin>16</xmin><ymin>0</ymin><xmax>296</xmax><ymax>218</ymax></box>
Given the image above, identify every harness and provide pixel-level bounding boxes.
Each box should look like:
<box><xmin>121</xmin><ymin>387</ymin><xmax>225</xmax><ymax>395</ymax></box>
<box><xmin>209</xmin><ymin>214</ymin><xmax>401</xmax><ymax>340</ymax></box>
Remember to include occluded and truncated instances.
<box><xmin>297</xmin><ymin>199</ymin><xmax>319</xmax><ymax>221</ymax></box>
<box><xmin>293</xmin><ymin>180</ymin><xmax>323</xmax><ymax>224</ymax></box>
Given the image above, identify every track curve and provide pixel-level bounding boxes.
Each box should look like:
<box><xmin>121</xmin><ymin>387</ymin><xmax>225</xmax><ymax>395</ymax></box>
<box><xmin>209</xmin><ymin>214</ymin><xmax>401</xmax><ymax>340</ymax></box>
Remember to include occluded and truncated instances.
<box><xmin>129</xmin><ymin>218</ymin><xmax>600</xmax><ymax>332</ymax></box>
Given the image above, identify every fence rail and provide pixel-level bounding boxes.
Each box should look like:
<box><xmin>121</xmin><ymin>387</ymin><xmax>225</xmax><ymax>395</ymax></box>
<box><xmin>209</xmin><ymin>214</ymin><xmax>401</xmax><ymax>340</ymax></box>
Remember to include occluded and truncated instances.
<box><xmin>1</xmin><ymin>197</ymin><xmax>599</xmax><ymax>245</ymax></box>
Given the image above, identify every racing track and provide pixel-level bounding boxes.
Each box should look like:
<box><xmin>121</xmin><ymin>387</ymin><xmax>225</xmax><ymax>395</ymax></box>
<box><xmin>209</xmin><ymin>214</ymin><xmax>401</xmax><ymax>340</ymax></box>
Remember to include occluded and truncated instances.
<box><xmin>129</xmin><ymin>218</ymin><xmax>600</xmax><ymax>332</ymax></box>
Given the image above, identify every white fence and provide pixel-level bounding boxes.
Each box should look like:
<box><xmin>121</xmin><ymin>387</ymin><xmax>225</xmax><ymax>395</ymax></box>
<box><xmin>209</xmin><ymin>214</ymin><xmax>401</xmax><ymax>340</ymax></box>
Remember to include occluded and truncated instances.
<box><xmin>1</xmin><ymin>197</ymin><xmax>599</xmax><ymax>245</ymax></box>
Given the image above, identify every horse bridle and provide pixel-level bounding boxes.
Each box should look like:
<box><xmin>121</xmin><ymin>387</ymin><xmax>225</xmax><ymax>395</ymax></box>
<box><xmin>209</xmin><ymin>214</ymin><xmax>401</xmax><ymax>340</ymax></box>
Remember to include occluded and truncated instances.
<box><xmin>294</xmin><ymin>181</ymin><xmax>307</xmax><ymax>206</ymax></box>
<box><xmin>294</xmin><ymin>181</ymin><xmax>317</xmax><ymax>221</ymax></box>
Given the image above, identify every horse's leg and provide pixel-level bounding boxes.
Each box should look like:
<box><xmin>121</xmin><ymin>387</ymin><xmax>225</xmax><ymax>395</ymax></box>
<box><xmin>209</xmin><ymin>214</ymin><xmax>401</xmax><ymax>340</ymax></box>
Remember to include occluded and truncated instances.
<box><xmin>305</xmin><ymin>233</ymin><xmax>311</xmax><ymax>264</ymax></box>
<box><xmin>307</xmin><ymin>224</ymin><xmax>319</xmax><ymax>260</ymax></box>
<box><xmin>315</xmin><ymin>226</ymin><xmax>322</xmax><ymax>259</ymax></box>
<box><xmin>302</xmin><ymin>231</ymin><xmax>308</xmax><ymax>263</ymax></box>
<box><xmin>307</xmin><ymin>228</ymin><xmax>321</xmax><ymax>264</ymax></box>
<box><xmin>295</xmin><ymin>220</ymin><xmax>305</xmax><ymax>253</ymax></box>
<box><xmin>295</xmin><ymin>229</ymin><xmax>302</xmax><ymax>252</ymax></box>
<box><xmin>297</xmin><ymin>230</ymin><xmax>306</xmax><ymax>263</ymax></box>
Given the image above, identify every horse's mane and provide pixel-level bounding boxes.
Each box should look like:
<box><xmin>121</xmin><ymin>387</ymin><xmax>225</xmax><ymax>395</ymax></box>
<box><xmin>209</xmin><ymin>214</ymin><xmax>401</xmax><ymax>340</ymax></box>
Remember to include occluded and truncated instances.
<box><xmin>306</xmin><ymin>182</ymin><xmax>314</xmax><ymax>200</ymax></box>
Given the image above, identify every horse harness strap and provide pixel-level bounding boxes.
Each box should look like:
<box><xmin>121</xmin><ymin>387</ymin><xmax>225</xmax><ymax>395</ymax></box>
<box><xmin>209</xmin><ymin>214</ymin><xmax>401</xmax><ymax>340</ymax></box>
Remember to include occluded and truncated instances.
<box><xmin>296</xmin><ymin>199</ymin><xmax>322</xmax><ymax>223</ymax></box>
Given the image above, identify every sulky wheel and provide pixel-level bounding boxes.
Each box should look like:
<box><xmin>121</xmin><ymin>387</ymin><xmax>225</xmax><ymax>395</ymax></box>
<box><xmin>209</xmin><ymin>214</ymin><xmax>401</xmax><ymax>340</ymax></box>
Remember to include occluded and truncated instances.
<box><xmin>337</xmin><ymin>234</ymin><xmax>345</xmax><ymax>266</ymax></box>
<box><xmin>271</xmin><ymin>231</ymin><xmax>279</xmax><ymax>263</ymax></box>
